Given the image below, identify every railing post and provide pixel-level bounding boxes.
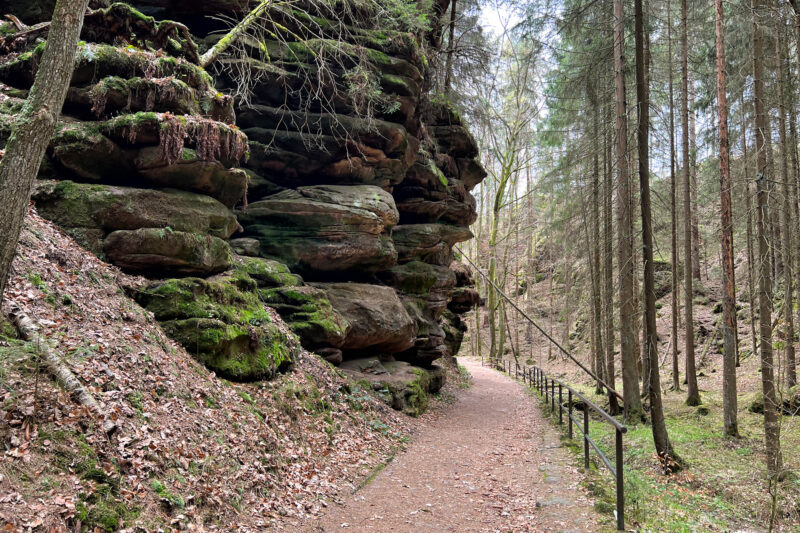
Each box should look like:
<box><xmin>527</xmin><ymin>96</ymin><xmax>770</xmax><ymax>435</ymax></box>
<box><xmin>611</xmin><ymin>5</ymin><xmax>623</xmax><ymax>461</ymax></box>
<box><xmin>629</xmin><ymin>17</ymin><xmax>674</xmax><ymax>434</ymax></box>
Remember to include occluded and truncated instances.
<box><xmin>558</xmin><ymin>383</ymin><xmax>563</xmax><ymax>424</ymax></box>
<box><xmin>616</xmin><ymin>428</ymin><xmax>624</xmax><ymax>531</ymax></box>
<box><xmin>568</xmin><ymin>389</ymin><xmax>573</xmax><ymax>439</ymax></box>
<box><xmin>583</xmin><ymin>407</ymin><xmax>590</xmax><ymax>469</ymax></box>
<box><xmin>550</xmin><ymin>380</ymin><xmax>555</xmax><ymax>412</ymax></box>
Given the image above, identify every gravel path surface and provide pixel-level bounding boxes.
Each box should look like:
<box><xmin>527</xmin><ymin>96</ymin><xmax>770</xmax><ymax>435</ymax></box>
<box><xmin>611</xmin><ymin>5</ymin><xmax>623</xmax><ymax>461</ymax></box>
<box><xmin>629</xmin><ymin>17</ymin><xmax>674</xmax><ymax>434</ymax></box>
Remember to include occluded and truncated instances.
<box><xmin>311</xmin><ymin>358</ymin><xmax>602</xmax><ymax>532</ymax></box>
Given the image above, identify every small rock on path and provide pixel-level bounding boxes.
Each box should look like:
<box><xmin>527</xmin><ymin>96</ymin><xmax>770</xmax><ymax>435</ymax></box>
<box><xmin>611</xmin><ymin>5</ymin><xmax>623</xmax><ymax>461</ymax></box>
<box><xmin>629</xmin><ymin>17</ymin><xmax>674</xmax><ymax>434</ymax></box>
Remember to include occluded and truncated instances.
<box><xmin>311</xmin><ymin>359</ymin><xmax>602</xmax><ymax>532</ymax></box>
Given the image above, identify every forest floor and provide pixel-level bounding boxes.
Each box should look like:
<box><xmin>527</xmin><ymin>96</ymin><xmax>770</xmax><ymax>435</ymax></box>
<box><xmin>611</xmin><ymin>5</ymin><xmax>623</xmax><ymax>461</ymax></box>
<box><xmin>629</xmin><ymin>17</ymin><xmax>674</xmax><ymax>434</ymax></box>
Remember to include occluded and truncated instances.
<box><xmin>312</xmin><ymin>358</ymin><xmax>606</xmax><ymax>532</ymax></box>
<box><xmin>467</xmin><ymin>269</ymin><xmax>800</xmax><ymax>531</ymax></box>
<box><xmin>0</xmin><ymin>209</ymin><xmax>417</xmax><ymax>532</ymax></box>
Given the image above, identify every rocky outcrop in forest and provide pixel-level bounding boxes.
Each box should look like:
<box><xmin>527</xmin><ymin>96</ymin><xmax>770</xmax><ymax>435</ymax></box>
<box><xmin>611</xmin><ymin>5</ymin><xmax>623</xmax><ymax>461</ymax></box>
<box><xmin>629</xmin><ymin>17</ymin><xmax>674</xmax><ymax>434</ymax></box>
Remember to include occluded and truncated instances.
<box><xmin>0</xmin><ymin>0</ymin><xmax>484</xmax><ymax>413</ymax></box>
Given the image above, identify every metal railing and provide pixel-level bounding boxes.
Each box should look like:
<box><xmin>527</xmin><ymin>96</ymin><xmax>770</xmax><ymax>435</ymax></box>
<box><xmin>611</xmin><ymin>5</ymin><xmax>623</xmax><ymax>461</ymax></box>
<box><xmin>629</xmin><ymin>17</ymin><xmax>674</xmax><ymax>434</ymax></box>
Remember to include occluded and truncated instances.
<box><xmin>485</xmin><ymin>357</ymin><xmax>627</xmax><ymax>531</ymax></box>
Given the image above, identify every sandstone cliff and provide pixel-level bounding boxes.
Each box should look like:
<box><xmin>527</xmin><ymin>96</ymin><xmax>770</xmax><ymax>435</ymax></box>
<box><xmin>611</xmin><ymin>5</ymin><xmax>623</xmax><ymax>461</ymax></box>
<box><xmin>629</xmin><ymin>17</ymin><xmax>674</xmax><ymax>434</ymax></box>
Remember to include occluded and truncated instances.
<box><xmin>0</xmin><ymin>0</ymin><xmax>484</xmax><ymax>413</ymax></box>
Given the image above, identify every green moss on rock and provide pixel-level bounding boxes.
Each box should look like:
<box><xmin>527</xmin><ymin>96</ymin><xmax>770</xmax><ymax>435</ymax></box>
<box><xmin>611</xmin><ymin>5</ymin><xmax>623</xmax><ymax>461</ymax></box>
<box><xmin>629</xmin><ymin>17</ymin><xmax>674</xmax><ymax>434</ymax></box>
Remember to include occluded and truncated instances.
<box><xmin>234</xmin><ymin>256</ymin><xmax>303</xmax><ymax>288</ymax></box>
<box><xmin>136</xmin><ymin>273</ymin><xmax>298</xmax><ymax>381</ymax></box>
<box><xmin>33</xmin><ymin>180</ymin><xmax>239</xmax><ymax>254</ymax></box>
<box><xmin>259</xmin><ymin>285</ymin><xmax>348</xmax><ymax>349</ymax></box>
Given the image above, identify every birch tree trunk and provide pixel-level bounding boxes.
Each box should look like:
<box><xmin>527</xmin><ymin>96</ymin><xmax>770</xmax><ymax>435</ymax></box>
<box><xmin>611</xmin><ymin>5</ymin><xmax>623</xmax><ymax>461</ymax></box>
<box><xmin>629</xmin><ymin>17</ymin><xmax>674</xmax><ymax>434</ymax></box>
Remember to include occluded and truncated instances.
<box><xmin>0</xmin><ymin>0</ymin><xmax>91</xmax><ymax>298</ymax></box>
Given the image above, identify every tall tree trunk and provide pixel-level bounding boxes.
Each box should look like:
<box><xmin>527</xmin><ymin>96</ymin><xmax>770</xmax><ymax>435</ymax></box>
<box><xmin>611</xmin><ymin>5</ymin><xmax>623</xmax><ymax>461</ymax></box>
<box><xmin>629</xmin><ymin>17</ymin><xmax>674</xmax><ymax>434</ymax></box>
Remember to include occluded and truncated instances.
<box><xmin>742</xmin><ymin>97</ymin><xmax>758</xmax><ymax>359</ymax></box>
<box><xmin>752</xmin><ymin>0</ymin><xmax>783</xmax><ymax>480</ymax></box>
<box><xmin>789</xmin><ymin>33</ymin><xmax>800</xmax><ymax>390</ymax></box>
<box><xmin>604</xmin><ymin>94</ymin><xmax>620</xmax><ymax>414</ymax></box>
<box><xmin>682</xmin><ymin>0</ymin><xmax>701</xmax><ymax>406</ymax></box>
<box><xmin>667</xmin><ymin>0</ymin><xmax>681</xmax><ymax>392</ymax></box>
<box><xmin>443</xmin><ymin>0</ymin><xmax>457</xmax><ymax>94</ymax></box>
<box><xmin>591</xmin><ymin>92</ymin><xmax>606</xmax><ymax>394</ymax></box>
<box><xmin>689</xmin><ymin>103</ymin><xmax>701</xmax><ymax>283</ymax></box>
<box><xmin>614</xmin><ymin>0</ymin><xmax>643</xmax><ymax>421</ymax></box>
<box><xmin>488</xmin><ymin>211</ymin><xmax>500</xmax><ymax>361</ymax></box>
<box><xmin>715</xmin><ymin>0</ymin><xmax>739</xmax><ymax>437</ymax></box>
<box><xmin>790</xmin><ymin>5</ymin><xmax>800</xmax><ymax>384</ymax></box>
<box><xmin>636</xmin><ymin>0</ymin><xmax>677</xmax><ymax>462</ymax></box>
<box><xmin>777</xmin><ymin>22</ymin><xmax>797</xmax><ymax>390</ymax></box>
<box><xmin>0</xmin><ymin>0</ymin><xmax>92</xmax><ymax>298</ymax></box>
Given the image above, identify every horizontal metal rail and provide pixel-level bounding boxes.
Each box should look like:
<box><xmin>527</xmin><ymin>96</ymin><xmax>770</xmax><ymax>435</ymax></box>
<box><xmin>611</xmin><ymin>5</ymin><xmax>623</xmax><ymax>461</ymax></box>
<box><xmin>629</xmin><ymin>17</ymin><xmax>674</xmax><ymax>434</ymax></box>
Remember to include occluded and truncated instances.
<box><xmin>486</xmin><ymin>357</ymin><xmax>626</xmax><ymax>531</ymax></box>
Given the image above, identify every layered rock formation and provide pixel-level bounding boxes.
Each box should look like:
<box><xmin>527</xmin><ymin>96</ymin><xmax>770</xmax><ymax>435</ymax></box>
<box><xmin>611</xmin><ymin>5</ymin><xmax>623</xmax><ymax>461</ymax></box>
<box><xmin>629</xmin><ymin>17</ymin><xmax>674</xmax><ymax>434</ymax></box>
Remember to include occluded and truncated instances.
<box><xmin>0</xmin><ymin>0</ymin><xmax>485</xmax><ymax>411</ymax></box>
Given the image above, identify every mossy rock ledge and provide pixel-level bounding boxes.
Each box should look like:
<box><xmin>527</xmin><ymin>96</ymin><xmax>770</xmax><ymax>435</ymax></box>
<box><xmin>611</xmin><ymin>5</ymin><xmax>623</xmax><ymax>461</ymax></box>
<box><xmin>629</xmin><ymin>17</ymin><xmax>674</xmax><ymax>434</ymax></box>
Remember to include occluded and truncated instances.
<box><xmin>340</xmin><ymin>357</ymin><xmax>445</xmax><ymax>417</ymax></box>
<box><xmin>32</xmin><ymin>180</ymin><xmax>240</xmax><ymax>256</ymax></box>
<box><xmin>135</xmin><ymin>270</ymin><xmax>299</xmax><ymax>381</ymax></box>
<box><xmin>232</xmin><ymin>256</ymin><xmax>349</xmax><ymax>350</ymax></box>
<box><xmin>104</xmin><ymin>228</ymin><xmax>232</xmax><ymax>276</ymax></box>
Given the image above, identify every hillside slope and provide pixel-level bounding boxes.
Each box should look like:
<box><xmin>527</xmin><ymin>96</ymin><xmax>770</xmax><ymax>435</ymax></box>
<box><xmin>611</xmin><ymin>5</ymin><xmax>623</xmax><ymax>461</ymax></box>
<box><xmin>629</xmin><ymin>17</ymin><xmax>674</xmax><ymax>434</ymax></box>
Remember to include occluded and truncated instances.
<box><xmin>0</xmin><ymin>209</ymin><xmax>413</xmax><ymax>532</ymax></box>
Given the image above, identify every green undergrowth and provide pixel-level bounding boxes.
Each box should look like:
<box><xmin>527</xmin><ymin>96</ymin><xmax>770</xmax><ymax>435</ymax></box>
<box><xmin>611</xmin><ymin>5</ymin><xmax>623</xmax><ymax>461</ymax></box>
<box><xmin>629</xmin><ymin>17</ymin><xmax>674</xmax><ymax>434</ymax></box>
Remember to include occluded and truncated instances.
<box><xmin>519</xmin><ymin>369</ymin><xmax>800</xmax><ymax>531</ymax></box>
<box><xmin>38</xmin><ymin>428</ymin><xmax>141</xmax><ymax>531</ymax></box>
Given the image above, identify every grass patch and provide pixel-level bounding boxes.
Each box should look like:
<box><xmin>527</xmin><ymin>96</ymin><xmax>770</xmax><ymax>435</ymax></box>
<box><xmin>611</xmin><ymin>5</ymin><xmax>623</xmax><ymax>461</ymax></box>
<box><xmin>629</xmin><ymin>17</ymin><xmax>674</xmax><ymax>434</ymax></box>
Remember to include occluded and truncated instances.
<box><xmin>522</xmin><ymin>371</ymin><xmax>800</xmax><ymax>531</ymax></box>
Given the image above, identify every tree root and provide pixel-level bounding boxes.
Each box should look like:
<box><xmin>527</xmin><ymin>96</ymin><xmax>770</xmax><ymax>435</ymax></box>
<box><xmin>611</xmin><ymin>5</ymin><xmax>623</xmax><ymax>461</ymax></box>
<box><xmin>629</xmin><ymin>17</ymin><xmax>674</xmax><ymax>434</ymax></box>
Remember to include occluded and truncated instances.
<box><xmin>7</xmin><ymin>304</ymin><xmax>117</xmax><ymax>436</ymax></box>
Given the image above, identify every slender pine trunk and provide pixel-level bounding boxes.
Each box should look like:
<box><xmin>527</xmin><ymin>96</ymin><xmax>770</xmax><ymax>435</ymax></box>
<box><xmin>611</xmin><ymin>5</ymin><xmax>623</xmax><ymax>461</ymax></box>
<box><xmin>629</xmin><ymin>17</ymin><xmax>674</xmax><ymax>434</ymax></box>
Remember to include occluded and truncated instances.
<box><xmin>715</xmin><ymin>0</ymin><xmax>739</xmax><ymax>437</ymax></box>
<box><xmin>636</xmin><ymin>0</ymin><xmax>677</xmax><ymax>463</ymax></box>
<box><xmin>614</xmin><ymin>0</ymin><xmax>643</xmax><ymax>421</ymax></box>
<box><xmin>682</xmin><ymin>0</ymin><xmax>701</xmax><ymax>406</ymax></box>
<box><xmin>752</xmin><ymin>0</ymin><xmax>784</xmax><ymax>480</ymax></box>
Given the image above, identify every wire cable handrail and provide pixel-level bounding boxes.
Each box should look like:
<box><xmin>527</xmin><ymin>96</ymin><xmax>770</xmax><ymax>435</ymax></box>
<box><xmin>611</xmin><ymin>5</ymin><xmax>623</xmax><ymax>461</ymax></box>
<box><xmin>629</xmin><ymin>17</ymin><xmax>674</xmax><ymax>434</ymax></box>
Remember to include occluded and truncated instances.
<box><xmin>455</xmin><ymin>246</ymin><xmax>624</xmax><ymax>402</ymax></box>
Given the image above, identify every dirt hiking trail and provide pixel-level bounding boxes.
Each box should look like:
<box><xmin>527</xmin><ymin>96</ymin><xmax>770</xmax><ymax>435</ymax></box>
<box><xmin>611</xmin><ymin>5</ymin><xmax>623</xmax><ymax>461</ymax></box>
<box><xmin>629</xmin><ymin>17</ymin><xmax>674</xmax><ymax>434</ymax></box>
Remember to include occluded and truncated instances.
<box><xmin>312</xmin><ymin>359</ymin><xmax>602</xmax><ymax>532</ymax></box>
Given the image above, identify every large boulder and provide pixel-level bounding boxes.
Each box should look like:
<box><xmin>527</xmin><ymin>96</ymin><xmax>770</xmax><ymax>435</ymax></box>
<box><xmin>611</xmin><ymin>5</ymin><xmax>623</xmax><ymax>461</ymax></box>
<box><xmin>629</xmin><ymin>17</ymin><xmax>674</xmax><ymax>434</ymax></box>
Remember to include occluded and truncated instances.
<box><xmin>312</xmin><ymin>283</ymin><xmax>416</xmax><ymax>354</ymax></box>
<box><xmin>430</xmin><ymin>124</ymin><xmax>479</xmax><ymax>159</ymax></box>
<box><xmin>379</xmin><ymin>261</ymin><xmax>455</xmax><ymax>316</ymax></box>
<box><xmin>441</xmin><ymin>178</ymin><xmax>477</xmax><ymax>226</ymax></box>
<box><xmin>103</xmin><ymin>228</ymin><xmax>231</xmax><ymax>276</ymax></box>
<box><xmin>233</xmin><ymin>255</ymin><xmax>302</xmax><ymax>287</ymax></box>
<box><xmin>33</xmin><ymin>180</ymin><xmax>239</xmax><ymax>254</ymax></box>
<box><xmin>238</xmin><ymin>185</ymin><xmax>399</xmax><ymax>276</ymax></box>
<box><xmin>49</xmin><ymin>132</ymin><xmax>248</xmax><ymax>208</ymax></box>
<box><xmin>231</xmin><ymin>257</ymin><xmax>349</xmax><ymax>350</ymax></box>
<box><xmin>135</xmin><ymin>273</ymin><xmax>298</xmax><ymax>381</ymax></box>
<box><xmin>378</xmin><ymin>261</ymin><xmax>456</xmax><ymax>365</ymax></box>
<box><xmin>339</xmin><ymin>358</ymin><xmax>445</xmax><ymax>416</ymax></box>
<box><xmin>448</xmin><ymin>287</ymin><xmax>481</xmax><ymax>314</ymax></box>
<box><xmin>456</xmin><ymin>157</ymin><xmax>487</xmax><ymax>191</ymax></box>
